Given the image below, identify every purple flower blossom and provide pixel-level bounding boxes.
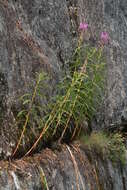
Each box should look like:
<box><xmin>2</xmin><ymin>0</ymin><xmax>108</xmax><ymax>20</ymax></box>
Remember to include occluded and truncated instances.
<box><xmin>100</xmin><ymin>32</ymin><xmax>109</xmax><ymax>44</ymax></box>
<box><xmin>79</xmin><ymin>22</ymin><xmax>88</xmax><ymax>30</ymax></box>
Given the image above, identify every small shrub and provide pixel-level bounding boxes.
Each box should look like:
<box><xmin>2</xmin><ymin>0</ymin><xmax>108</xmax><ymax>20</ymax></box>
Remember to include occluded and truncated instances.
<box><xmin>108</xmin><ymin>133</ymin><xmax>126</xmax><ymax>165</ymax></box>
<box><xmin>81</xmin><ymin>132</ymin><xmax>126</xmax><ymax>165</ymax></box>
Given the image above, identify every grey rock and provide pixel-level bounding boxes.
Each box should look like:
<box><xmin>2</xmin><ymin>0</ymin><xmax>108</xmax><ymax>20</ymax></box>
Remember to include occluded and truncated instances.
<box><xmin>70</xmin><ymin>0</ymin><xmax>127</xmax><ymax>130</ymax></box>
<box><xmin>0</xmin><ymin>145</ymin><xmax>126</xmax><ymax>190</ymax></box>
<box><xmin>0</xmin><ymin>0</ymin><xmax>76</xmax><ymax>158</ymax></box>
<box><xmin>0</xmin><ymin>0</ymin><xmax>127</xmax><ymax>165</ymax></box>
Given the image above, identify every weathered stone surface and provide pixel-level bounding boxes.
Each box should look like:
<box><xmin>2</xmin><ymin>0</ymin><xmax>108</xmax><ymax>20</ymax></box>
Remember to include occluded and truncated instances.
<box><xmin>0</xmin><ymin>144</ymin><xmax>126</xmax><ymax>190</ymax></box>
<box><xmin>79</xmin><ymin>0</ymin><xmax>127</xmax><ymax>128</ymax></box>
<box><xmin>0</xmin><ymin>0</ymin><xmax>127</xmax><ymax>168</ymax></box>
<box><xmin>0</xmin><ymin>0</ymin><xmax>76</xmax><ymax>158</ymax></box>
<box><xmin>0</xmin><ymin>1</ymin><xmax>127</xmax><ymax>189</ymax></box>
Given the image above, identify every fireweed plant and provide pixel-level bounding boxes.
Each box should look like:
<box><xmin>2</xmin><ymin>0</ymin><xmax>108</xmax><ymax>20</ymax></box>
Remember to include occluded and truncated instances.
<box><xmin>12</xmin><ymin>72</ymin><xmax>50</xmax><ymax>156</ymax></box>
<box><xmin>12</xmin><ymin>23</ymin><xmax>108</xmax><ymax>157</ymax></box>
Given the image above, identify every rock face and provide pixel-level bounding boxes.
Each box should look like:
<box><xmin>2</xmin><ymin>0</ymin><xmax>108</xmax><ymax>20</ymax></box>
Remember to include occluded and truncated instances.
<box><xmin>0</xmin><ymin>0</ymin><xmax>127</xmax><ymax>166</ymax></box>
<box><xmin>76</xmin><ymin>0</ymin><xmax>127</xmax><ymax>129</ymax></box>
<box><xmin>0</xmin><ymin>145</ymin><xmax>127</xmax><ymax>190</ymax></box>
<box><xmin>0</xmin><ymin>0</ymin><xmax>127</xmax><ymax>189</ymax></box>
<box><xmin>0</xmin><ymin>0</ymin><xmax>76</xmax><ymax>158</ymax></box>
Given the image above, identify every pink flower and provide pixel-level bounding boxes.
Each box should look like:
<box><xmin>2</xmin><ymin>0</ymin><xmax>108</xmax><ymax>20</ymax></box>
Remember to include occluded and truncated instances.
<box><xmin>100</xmin><ymin>32</ymin><xmax>109</xmax><ymax>44</ymax></box>
<box><xmin>79</xmin><ymin>22</ymin><xmax>88</xmax><ymax>30</ymax></box>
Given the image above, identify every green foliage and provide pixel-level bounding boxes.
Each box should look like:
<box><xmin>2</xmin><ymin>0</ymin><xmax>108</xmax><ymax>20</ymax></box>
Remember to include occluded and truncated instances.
<box><xmin>47</xmin><ymin>45</ymin><xmax>105</xmax><ymax>141</ymax></box>
<box><xmin>80</xmin><ymin>132</ymin><xmax>109</xmax><ymax>154</ymax></box>
<box><xmin>12</xmin><ymin>72</ymin><xmax>49</xmax><ymax>156</ymax></box>
<box><xmin>39</xmin><ymin>166</ymin><xmax>49</xmax><ymax>190</ymax></box>
<box><xmin>17</xmin><ymin>72</ymin><xmax>49</xmax><ymax>128</ymax></box>
<box><xmin>108</xmin><ymin>133</ymin><xmax>126</xmax><ymax>165</ymax></box>
<box><xmin>81</xmin><ymin>132</ymin><xmax>126</xmax><ymax>165</ymax></box>
<box><xmin>13</xmin><ymin>44</ymin><xmax>105</xmax><ymax>156</ymax></box>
